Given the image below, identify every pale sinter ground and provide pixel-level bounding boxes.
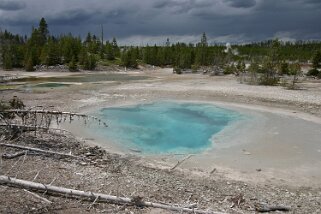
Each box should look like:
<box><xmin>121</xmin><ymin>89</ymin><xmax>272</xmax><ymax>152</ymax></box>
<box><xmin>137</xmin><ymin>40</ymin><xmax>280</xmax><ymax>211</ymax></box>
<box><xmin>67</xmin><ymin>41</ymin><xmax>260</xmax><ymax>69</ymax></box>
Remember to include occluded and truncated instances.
<box><xmin>1</xmin><ymin>67</ymin><xmax>321</xmax><ymax>213</ymax></box>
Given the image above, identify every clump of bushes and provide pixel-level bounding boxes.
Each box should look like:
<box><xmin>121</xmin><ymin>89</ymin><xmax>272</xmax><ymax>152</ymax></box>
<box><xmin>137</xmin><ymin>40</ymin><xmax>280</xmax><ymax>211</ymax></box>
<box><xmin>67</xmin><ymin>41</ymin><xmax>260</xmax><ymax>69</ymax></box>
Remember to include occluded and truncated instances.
<box><xmin>191</xmin><ymin>64</ymin><xmax>199</xmax><ymax>73</ymax></box>
<box><xmin>173</xmin><ymin>67</ymin><xmax>182</xmax><ymax>74</ymax></box>
<box><xmin>258</xmin><ymin>76</ymin><xmax>279</xmax><ymax>86</ymax></box>
<box><xmin>223</xmin><ymin>64</ymin><xmax>236</xmax><ymax>75</ymax></box>
<box><xmin>307</xmin><ymin>68</ymin><xmax>320</xmax><ymax>78</ymax></box>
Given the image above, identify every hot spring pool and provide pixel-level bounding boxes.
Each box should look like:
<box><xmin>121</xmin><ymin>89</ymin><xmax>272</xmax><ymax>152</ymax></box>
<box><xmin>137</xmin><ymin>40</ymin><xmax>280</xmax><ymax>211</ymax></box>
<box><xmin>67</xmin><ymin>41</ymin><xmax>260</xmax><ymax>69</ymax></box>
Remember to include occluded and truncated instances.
<box><xmin>91</xmin><ymin>102</ymin><xmax>243</xmax><ymax>154</ymax></box>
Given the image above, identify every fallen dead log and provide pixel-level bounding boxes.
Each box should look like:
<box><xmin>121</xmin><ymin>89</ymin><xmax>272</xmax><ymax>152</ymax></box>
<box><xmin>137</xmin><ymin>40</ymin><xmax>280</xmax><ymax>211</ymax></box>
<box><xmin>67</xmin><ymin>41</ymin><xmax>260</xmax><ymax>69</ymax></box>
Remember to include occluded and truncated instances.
<box><xmin>0</xmin><ymin>175</ymin><xmax>225</xmax><ymax>214</ymax></box>
<box><xmin>255</xmin><ymin>203</ymin><xmax>291</xmax><ymax>212</ymax></box>
<box><xmin>0</xmin><ymin>143</ymin><xmax>79</xmax><ymax>160</ymax></box>
<box><xmin>2</xmin><ymin>151</ymin><xmax>28</xmax><ymax>159</ymax></box>
<box><xmin>1</xmin><ymin>150</ymin><xmax>41</xmax><ymax>159</ymax></box>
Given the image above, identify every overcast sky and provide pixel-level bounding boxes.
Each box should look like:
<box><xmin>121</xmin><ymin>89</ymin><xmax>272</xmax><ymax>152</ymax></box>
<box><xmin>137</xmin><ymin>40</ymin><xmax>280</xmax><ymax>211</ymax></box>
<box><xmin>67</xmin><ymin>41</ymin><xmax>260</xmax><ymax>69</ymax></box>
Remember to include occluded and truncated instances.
<box><xmin>0</xmin><ymin>0</ymin><xmax>320</xmax><ymax>45</ymax></box>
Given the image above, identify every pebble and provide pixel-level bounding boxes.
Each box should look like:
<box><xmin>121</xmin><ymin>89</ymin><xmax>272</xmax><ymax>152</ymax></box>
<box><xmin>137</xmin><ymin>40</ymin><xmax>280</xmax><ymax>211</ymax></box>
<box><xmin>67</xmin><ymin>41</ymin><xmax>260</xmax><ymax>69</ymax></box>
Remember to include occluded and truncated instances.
<box><xmin>80</xmin><ymin>162</ymin><xmax>87</xmax><ymax>166</ymax></box>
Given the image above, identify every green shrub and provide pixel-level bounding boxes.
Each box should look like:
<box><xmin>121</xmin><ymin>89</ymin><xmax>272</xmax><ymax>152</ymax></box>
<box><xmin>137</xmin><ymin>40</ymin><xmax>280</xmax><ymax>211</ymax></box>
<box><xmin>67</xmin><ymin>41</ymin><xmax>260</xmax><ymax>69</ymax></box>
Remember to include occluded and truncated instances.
<box><xmin>307</xmin><ymin>68</ymin><xmax>319</xmax><ymax>77</ymax></box>
<box><xmin>223</xmin><ymin>65</ymin><xmax>235</xmax><ymax>75</ymax></box>
<box><xmin>259</xmin><ymin>76</ymin><xmax>279</xmax><ymax>85</ymax></box>
<box><xmin>174</xmin><ymin>67</ymin><xmax>182</xmax><ymax>74</ymax></box>
<box><xmin>279</xmin><ymin>62</ymin><xmax>290</xmax><ymax>75</ymax></box>
<box><xmin>191</xmin><ymin>64</ymin><xmax>199</xmax><ymax>73</ymax></box>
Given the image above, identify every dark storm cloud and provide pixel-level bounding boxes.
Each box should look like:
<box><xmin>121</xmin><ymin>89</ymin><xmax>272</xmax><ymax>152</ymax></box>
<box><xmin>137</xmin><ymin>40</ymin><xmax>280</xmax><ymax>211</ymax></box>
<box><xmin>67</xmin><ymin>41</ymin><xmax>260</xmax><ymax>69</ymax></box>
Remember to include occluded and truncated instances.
<box><xmin>304</xmin><ymin>0</ymin><xmax>321</xmax><ymax>5</ymax></box>
<box><xmin>153</xmin><ymin>0</ymin><xmax>213</xmax><ymax>13</ymax></box>
<box><xmin>0</xmin><ymin>1</ymin><xmax>26</xmax><ymax>11</ymax></box>
<box><xmin>48</xmin><ymin>9</ymin><xmax>94</xmax><ymax>25</ymax></box>
<box><xmin>0</xmin><ymin>0</ymin><xmax>320</xmax><ymax>44</ymax></box>
<box><xmin>224</xmin><ymin>0</ymin><xmax>256</xmax><ymax>8</ymax></box>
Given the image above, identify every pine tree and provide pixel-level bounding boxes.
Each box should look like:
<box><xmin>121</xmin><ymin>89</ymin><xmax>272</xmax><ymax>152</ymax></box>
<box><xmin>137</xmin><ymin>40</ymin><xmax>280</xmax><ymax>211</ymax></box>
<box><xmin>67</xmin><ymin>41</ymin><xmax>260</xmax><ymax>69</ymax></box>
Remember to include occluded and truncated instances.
<box><xmin>195</xmin><ymin>32</ymin><xmax>209</xmax><ymax>66</ymax></box>
<box><xmin>121</xmin><ymin>49</ymin><xmax>129</xmax><ymax>67</ymax></box>
<box><xmin>111</xmin><ymin>37</ymin><xmax>120</xmax><ymax>57</ymax></box>
<box><xmin>130</xmin><ymin>48</ymin><xmax>138</xmax><ymax>68</ymax></box>
<box><xmin>312</xmin><ymin>51</ymin><xmax>321</xmax><ymax>69</ymax></box>
<box><xmin>105</xmin><ymin>42</ymin><xmax>115</xmax><ymax>60</ymax></box>
<box><xmin>165</xmin><ymin>38</ymin><xmax>170</xmax><ymax>47</ymax></box>
<box><xmin>38</xmin><ymin>18</ymin><xmax>49</xmax><ymax>46</ymax></box>
<box><xmin>60</xmin><ymin>35</ymin><xmax>81</xmax><ymax>63</ymax></box>
<box><xmin>121</xmin><ymin>48</ymin><xmax>138</xmax><ymax>68</ymax></box>
<box><xmin>40</xmin><ymin>44</ymin><xmax>48</xmax><ymax>65</ymax></box>
<box><xmin>83</xmin><ymin>54</ymin><xmax>96</xmax><ymax>70</ymax></box>
<box><xmin>151</xmin><ymin>45</ymin><xmax>158</xmax><ymax>65</ymax></box>
<box><xmin>200</xmin><ymin>32</ymin><xmax>208</xmax><ymax>47</ymax></box>
<box><xmin>46</xmin><ymin>38</ymin><xmax>61</xmax><ymax>65</ymax></box>
<box><xmin>85</xmin><ymin>33</ymin><xmax>92</xmax><ymax>44</ymax></box>
<box><xmin>3</xmin><ymin>50</ymin><xmax>13</xmax><ymax>70</ymax></box>
<box><xmin>68</xmin><ymin>55</ymin><xmax>78</xmax><ymax>71</ymax></box>
<box><xmin>78</xmin><ymin>47</ymin><xmax>86</xmax><ymax>65</ymax></box>
<box><xmin>24</xmin><ymin>27</ymin><xmax>45</xmax><ymax>66</ymax></box>
<box><xmin>25</xmin><ymin>55</ymin><xmax>34</xmax><ymax>71</ymax></box>
<box><xmin>143</xmin><ymin>45</ymin><xmax>151</xmax><ymax>64</ymax></box>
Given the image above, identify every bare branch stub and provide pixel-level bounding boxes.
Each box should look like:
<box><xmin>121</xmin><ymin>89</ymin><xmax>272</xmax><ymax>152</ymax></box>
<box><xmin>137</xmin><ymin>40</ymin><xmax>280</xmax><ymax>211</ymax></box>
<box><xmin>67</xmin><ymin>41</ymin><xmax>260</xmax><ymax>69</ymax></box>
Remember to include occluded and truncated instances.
<box><xmin>0</xmin><ymin>105</ymin><xmax>108</xmax><ymax>140</ymax></box>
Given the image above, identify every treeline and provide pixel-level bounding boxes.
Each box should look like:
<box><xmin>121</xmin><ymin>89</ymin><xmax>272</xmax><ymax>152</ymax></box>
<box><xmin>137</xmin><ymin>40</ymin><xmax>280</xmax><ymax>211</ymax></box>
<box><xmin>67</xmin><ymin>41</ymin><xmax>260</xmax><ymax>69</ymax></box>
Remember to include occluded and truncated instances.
<box><xmin>0</xmin><ymin>18</ymin><xmax>120</xmax><ymax>71</ymax></box>
<box><xmin>1</xmin><ymin>18</ymin><xmax>321</xmax><ymax>73</ymax></box>
<box><xmin>237</xmin><ymin>40</ymin><xmax>321</xmax><ymax>62</ymax></box>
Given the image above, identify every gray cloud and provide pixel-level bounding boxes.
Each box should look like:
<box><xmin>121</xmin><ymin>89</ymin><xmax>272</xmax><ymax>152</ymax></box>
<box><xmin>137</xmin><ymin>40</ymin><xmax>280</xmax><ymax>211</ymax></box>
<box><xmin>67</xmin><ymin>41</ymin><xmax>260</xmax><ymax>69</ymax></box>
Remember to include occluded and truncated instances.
<box><xmin>304</xmin><ymin>0</ymin><xmax>321</xmax><ymax>5</ymax></box>
<box><xmin>0</xmin><ymin>0</ymin><xmax>320</xmax><ymax>44</ymax></box>
<box><xmin>153</xmin><ymin>0</ymin><xmax>213</xmax><ymax>13</ymax></box>
<box><xmin>224</xmin><ymin>0</ymin><xmax>256</xmax><ymax>8</ymax></box>
<box><xmin>0</xmin><ymin>1</ymin><xmax>26</xmax><ymax>11</ymax></box>
<box><xmin>48</xmin><ymin>9</ymin><xmax>94</xmax><ymax>25</ymax></box>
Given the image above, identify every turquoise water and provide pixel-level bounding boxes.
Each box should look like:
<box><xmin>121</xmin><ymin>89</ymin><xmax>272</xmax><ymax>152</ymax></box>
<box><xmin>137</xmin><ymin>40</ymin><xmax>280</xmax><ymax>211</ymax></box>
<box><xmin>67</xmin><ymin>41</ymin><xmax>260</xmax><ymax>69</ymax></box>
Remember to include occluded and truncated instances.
<box><xmin>94</xmin><ymin>102</ymin><xmax>242</xmax><ymax>154</ymax></box>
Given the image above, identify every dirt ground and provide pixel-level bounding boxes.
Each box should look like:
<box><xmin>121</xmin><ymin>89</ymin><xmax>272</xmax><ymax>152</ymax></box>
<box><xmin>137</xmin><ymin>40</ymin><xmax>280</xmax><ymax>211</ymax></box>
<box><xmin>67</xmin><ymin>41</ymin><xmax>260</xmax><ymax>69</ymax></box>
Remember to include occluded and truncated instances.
<box><xmin>1</xmin><ymin>68</ymin><xmax>321</xmax><ymax>213</ymax></box>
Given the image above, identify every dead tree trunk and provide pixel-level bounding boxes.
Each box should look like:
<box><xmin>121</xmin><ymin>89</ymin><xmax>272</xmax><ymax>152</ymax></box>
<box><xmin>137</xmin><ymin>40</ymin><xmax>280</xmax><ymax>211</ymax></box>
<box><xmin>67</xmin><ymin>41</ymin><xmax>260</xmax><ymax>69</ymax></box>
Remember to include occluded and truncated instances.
<box><xmin>0</xmin><ymin>143</ymin><xmax>79</xmax><ymax>159</ymax></box>
<box><xmin>0</xmin><ymin>175</ymin><xmax>225</xmax><ymax>214</ymax></box>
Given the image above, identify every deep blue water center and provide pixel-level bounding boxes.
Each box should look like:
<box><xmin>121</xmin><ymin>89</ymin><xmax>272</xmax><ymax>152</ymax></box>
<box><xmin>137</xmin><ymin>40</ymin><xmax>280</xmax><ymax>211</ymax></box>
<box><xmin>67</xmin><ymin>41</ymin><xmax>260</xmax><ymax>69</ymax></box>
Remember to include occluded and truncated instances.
<box><xmin>96</xmin><ymin>102</ymin><xmax>241</xmax><ymax>154</ymax></box>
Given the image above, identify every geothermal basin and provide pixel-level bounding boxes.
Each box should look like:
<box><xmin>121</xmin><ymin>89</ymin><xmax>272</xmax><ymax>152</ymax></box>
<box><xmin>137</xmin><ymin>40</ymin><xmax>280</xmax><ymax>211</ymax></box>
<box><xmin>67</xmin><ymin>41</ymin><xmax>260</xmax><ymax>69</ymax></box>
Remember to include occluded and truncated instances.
<box><xmin>63</xmin><ymin>100</ymin><xmax>321</xmax><ymax>187</ymax></box>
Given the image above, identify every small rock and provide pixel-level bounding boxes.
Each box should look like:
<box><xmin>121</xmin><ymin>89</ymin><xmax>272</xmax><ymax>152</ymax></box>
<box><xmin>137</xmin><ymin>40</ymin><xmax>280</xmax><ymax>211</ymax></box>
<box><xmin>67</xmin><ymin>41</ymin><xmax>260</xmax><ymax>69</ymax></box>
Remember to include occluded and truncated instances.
<box><xmin>256</xmin><ymin>168</ymin><xmax>262</xmax><ymax>172</ymax></box>
<box><xmin>85</xmin><ymin>152</ymin><xmax>95</xmax><ymax>157</ymax></box>
<box><xmin>80</xmin><ymin>162</ymin><xmax>87</xmax><ymax>166</ymax></box>
<box><xmin>242</xmin><ymin>149</ymin><xmax>251</xmax><ymax>155</ymax></box>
